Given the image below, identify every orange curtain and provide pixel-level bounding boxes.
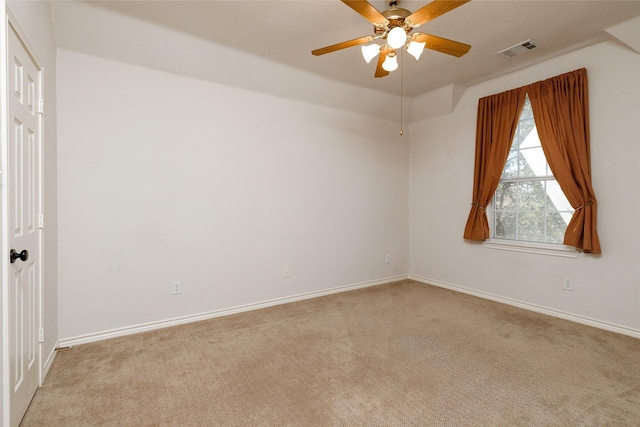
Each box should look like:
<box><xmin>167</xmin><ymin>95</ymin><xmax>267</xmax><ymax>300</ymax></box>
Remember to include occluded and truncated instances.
<box><xmin>527</xmin><ymin>68</ymin><xmax>601</xmax><ymax>253</ymax></box>
<box><xmin>463</xmin><ymin>88</ymin><xmax>526</xmax><ymax>240</ymax></box>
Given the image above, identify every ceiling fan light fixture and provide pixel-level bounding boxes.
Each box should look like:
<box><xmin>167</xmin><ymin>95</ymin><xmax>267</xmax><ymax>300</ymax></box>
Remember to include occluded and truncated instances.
<box><xmin>361</xmin><ymin>43</ymin><xmax>381</xmax><ymax>63</ymax></box>
<box><xmin>387</xmin><ymin>26</ymin><xmax>407</xmax><ymax>49</ymax></box>
<box><xmin>311</xmin><ymin>0</ymin><xmax>472</xmax><ymax>79</ymax></box>
<box><xmin>382</xmin><ymin>51</ymin><xmax>398</xmax><ymax>72</ymax></box>
<box><xmin>406</xmin><ymin>40</ymin><xmax>426</xmax><ymax>60</ymax></box>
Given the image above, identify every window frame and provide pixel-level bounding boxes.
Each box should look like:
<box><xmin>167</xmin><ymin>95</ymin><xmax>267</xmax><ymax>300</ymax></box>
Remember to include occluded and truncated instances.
<box><xmin>485</xmin><ymin>95</ymin><xmax>578</xmax><ymax>258</ymax></box>
<box><xmin>483</xmin><ymin>209</ymin><xmax>579</xmax><ymax>258</ymax></box>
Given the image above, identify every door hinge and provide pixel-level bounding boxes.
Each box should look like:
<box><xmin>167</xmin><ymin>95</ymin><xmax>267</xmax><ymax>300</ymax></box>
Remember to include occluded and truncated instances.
<box><xmin>39</xmin><ymin>328</ymin><xmax>44</xmax><ymax>343</ymax></box>
<box><xmin>37</xmin><ymin>99</ymin><xmax>44</xmax><ymax>114</ymax></box>
<box><xmin>38</xmin><ymin>213</ymin><xmax>44</xmax><ymax>229</ymax></box>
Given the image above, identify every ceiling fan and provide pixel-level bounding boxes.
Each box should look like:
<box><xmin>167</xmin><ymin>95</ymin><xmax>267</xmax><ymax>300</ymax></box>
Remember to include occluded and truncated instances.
<box><xmin>312</xmin><ymin>0</ymin><xmax>472</xmax><ymax>78</ymax></box>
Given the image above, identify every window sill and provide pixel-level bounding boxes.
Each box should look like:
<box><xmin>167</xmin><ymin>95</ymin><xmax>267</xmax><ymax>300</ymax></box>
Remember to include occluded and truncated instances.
<box><xmin>483</xmin><ymin>239</ymin><xmax>579</xmax><ymax>258</ymax></box>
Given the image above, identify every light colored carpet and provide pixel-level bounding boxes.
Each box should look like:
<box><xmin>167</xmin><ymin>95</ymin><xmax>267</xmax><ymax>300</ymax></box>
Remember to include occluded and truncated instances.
<box><xmin>21</xmin><ymin>280</ymin><xmax>640</xmax><ymax>426</ymax></box>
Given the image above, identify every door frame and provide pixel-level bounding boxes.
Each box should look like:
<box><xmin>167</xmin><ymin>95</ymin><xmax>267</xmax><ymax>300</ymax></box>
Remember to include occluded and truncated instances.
<box><xmin>1</xmin><ymin>7</ymin><xmax>45</xmax><ymax>426</ymax></box>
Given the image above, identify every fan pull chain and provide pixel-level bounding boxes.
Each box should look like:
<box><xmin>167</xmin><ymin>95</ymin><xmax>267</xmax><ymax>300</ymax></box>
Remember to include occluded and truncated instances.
<box><xmin>400</xmin><ymin>50</ymin><xmax>404</xmax><ymax>136</ymax></box>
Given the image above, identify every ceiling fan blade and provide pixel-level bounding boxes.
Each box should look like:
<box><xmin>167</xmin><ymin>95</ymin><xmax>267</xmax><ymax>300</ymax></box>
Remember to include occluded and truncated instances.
<box><xmin>406</xmin><ymin>0</ymin><xmax>471</xmax><ymax>27</ymax></box>
<box><xmin>341</xmin><ymin>0</ymin><xmax>389</xmax><ymax>26</ymax></box>
<box><xmin>413</xmin><ymin>33</ymin><xmax>471</xmax><ymax>57</ymax></box>
<box><xmin>375</xmin><ymin>46</ymin><xmax>390</xmax><ymax>78</ymax></box>
<box><xmin>312</xmin><ymin>36</ymin><xmax>374</xmax><ymax>56</ymax></box>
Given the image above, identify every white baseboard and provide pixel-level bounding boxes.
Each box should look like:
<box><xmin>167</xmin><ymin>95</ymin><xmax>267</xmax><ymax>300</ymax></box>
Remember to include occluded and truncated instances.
<box><xmin>59</xmin><ymin>275</ymin><xmax>410</xmax><ymax>347</ymax></box>
<box><xmin>41</xmin><ymin>342</ymin><xmax>58</xmax><ymax>385</ymax></box>
<box><xmin>409</xmin><ymin>274</ymin><xmax>640</xmax><ymax>339</ymax></box>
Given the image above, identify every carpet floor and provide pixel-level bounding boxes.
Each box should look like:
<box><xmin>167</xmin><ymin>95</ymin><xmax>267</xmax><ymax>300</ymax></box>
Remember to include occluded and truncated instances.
<box><xmin>20</xmin><ymin>280</ymin><xmax>640</xmax><ymax>426</ymax></box>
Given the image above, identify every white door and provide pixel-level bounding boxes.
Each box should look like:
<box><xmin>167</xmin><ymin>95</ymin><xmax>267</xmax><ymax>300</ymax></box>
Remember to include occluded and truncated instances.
<box><xmin>6</xmin><ymin>21</ymin><xmax>41</xmax><ymax>427</ymax></box>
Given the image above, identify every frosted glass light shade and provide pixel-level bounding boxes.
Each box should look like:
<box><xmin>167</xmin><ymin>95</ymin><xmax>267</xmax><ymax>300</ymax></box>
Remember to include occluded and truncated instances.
<box><xmin>387</xmin><ymin>27</ymin><xmax>407</xmax><ymax>49</ymax></box>
<box><xmin>361</xmin><ymin>44</ymin><xmax>381</xmax><ymax>63</ymax></box>
<box><xmin>382</xmin><ymin>53</ymin><xmax>398</xmax><ymax>71</ymax></box>
<box><xmin>406</xmin><ymin>40</ymin><xmax>426</xmax><ymax>60</ymax></box>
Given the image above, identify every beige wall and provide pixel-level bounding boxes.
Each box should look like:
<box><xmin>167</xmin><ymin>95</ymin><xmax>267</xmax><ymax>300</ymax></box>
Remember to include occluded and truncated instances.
<box><xmin>409</xmin><ymin>40</ymin><xmax>640</xmax><ymax>335</ymax></box>
<box><xmin>56</xmin><ymin>49</ymin><xmax>410</xmax><ymax>342</ymax></box>
<box><xmin>28</xmin><ymin>2</ymin><xmax>640</xmax><ymax>346</ymax></box>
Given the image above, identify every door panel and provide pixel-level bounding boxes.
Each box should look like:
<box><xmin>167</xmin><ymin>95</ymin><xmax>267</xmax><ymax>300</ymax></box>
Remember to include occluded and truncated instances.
<box><xmin>7</xmin><ymin>22</ymin><xmax>41</xmax><ymax>427</ymax></box>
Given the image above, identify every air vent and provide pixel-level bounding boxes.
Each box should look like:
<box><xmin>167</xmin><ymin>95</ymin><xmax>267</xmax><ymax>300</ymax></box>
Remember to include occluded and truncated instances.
<box><xmin>497</xmin><ymin>39</ymin><xmax>538</xmax><ymax>58</ymax></box>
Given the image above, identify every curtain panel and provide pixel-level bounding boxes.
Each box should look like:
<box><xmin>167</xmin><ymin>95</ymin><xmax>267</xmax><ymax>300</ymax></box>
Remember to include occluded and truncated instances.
<box><xmin>464</xmin><ymin>68</ymin><xmax>601</xmax><ymax>253</ymax></box>
<box><xmin>527</xmin><ymin>68</ymin><xmax>601</xmax><ymax>253</ymax></box>
<box><xmin>463</xmin><ymin>88</ymin><xmax>526</xmax><ymax>240</ymax></box>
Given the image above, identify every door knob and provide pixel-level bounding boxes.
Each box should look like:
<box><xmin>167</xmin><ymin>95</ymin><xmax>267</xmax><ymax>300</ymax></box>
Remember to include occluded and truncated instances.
<box><xmin>10</xmin><ymin>249</ymin><xmax>29</xmax><ymax>263</ymax></box>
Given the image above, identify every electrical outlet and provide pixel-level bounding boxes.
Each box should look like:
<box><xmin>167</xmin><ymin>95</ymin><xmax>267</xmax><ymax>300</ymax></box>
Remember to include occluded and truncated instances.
<box><xmin>172</xmin><ymin>280</ymin><xmax>182</xmax><ymax>295</ymax></box>
<box><xmin>385</xmin><ymin>254</ymin><xmax>391</xmax><ymax>263</ymax></box>
<box><xmin>283</xmin><ymin>266</ymin><xmax>290</xmax><ymax>278</ymax></box>
<box><xmin>563</xmin><ymin>277</ymin><xmax>574</xmax><ymax>291</ymax></box>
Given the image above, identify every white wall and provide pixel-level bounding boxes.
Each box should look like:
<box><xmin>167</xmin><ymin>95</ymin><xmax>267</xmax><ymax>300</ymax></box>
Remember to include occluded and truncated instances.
<box><xmin>409</xmin><ymin>40</ymin><xmax>640</xmax><ymax>334</ymax></box>
<box><xmin>50</xmin><ymin>0</ymin><xmax>406</xmax><ymax>123</ymax></box>
<box><xmin>56</xmin><ymin>11</ymin><xmax>638</xmax><ymax>343</ymax></box>
<box><xmin>57</xmin><ymin>49</ymin><xmax>409</xmax><ymax>342</ymax></box>
<box><xmin>5</xmin><ymin>0</ymin><xmax>58</xmax><ymax>367</ymax></box>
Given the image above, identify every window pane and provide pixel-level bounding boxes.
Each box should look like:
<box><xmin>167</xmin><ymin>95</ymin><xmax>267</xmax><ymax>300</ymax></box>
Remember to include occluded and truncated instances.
<box><xmin>495</xmin><ymin>182</ymin><xmax>517</xmax><ymax>210</ymax></box>
<box><xmin>546</xmin><ymin>212</ymin><xmax>569</xmax><ymax>244</ymax></box>
<box><xmin>518</xmin><ymin>119</ymin><xmax>537</xmax><ymax>147</ymax></box>
<box><xmin>559</xmin><ymin>212</ymin><xmax>573</xmax><ymax>225</ymax></box>
<box><xmin>502</xmin><ymin>150</ymin><xmax>518</xmax><ymax>179</ymax></box>
<box><xmin>519</xmin><ymin>147</ymin><xmax>547</xmax><ymax>177</ymax></box>
<box><xmin>518</xmin><ymin>211</ymin><xmax>545</xmax><ymax>242</ymax></box>
<box><xmin>521</xmin><ymin>97</ymin><xmax>533</xmax><ymax>119</ymax></box>
<box><xmin>546</xmin><ymin>180</ymin><xmax>573</xmax><ymax>212</ymax></box>
<box><xmin>518</xmin><ymin>152</ymin><xmax>533</xmax><ymax>177</ymax></box>
<box><xmin>518</xmin><ymin>181</ymin><xmax>545</xmax><ymax>210</ymax></box>
<box><xmin>491</xmin><ymin>95</ymin><xmax>571</xmax><ymax>245</ymax></box>
<box><xmin>495</xmin><ymin>211</ymin><xmax>516</xmax><ymax>240</ymax></box>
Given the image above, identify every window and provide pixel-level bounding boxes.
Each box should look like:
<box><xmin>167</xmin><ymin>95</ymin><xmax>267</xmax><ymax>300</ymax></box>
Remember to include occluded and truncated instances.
<box><xmin>492</xmin><ymin>96</ymin><xmax>574</xmax><ymax>244</ymax></box>
<box><xmin>464</xmin><ymin>69</ymin><xmax>600</xmax><ymax>253</ymax></box>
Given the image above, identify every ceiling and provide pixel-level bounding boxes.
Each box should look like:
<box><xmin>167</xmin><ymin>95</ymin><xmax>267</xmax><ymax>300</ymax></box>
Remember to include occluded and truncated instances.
<box><xmin>51</xmin><ymin>0</ymin><xmax>640</xmax><ymax>98</ymax></box>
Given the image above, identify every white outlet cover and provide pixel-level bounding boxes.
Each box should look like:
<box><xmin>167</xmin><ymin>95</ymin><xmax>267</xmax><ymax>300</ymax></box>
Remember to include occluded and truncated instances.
<box><xmin>172</xmin><ymin>281</ymin><xmax>182</xmax><ymax>295</ymax></box>
<box><xmin>563</xmin><ymin>278</ymin><xmax>573</xmax><ymax>291</ymax></box>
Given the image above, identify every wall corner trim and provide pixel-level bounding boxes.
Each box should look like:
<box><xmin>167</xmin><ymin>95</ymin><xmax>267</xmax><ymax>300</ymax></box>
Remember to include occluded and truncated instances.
<box><xmin>605</xmin><ymin>16</ymin><xmax>640</xmax><ymax>54</ymax></box>
<box><xmin>410</xmin><ymin>83</ymin><xmax>468</xmax><ymax>121</ymax></box>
